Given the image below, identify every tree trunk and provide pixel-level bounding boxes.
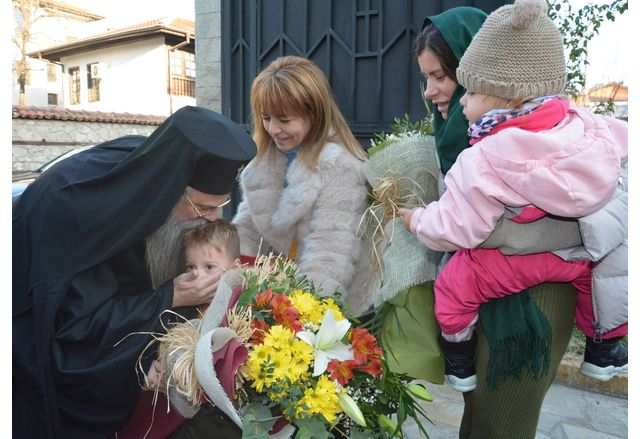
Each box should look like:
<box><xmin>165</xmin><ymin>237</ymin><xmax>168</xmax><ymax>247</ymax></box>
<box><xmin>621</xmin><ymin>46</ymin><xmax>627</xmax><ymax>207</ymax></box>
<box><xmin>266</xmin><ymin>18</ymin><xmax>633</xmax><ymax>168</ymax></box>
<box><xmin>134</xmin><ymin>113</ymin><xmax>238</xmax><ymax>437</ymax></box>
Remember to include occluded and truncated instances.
<box><xmin>18</xmin><ymin>77</ymin><xmax>26</xmax><ymax>105</ymax></box>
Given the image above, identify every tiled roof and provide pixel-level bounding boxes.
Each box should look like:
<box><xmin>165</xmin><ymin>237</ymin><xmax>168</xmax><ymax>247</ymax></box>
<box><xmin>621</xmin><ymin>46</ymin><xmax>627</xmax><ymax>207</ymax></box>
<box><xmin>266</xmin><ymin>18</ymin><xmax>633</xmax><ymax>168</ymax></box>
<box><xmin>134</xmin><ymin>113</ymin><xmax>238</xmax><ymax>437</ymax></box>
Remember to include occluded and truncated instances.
<box><xmin>588</xmin><ymin>83</ymin><xmax>628</xmax><ymax>102</ymax></box>
<box><xmin>30</xmin><ymin>17</ymin><xmax>195</xmax><ymax>59</ymax></box>
<box><xmin>104</xmin><ymin>17</ymin><xmax>195</xmax><ymax>36</ymax></box>
<box><xmin>12</xmin><ymin>105</ymin><xmax>166</xmax><ymax>125</ymax></box>
<box><xmin>573</xmin><ymin>82</ymin><xmax>628</xmax><ymax>106</ymax></box>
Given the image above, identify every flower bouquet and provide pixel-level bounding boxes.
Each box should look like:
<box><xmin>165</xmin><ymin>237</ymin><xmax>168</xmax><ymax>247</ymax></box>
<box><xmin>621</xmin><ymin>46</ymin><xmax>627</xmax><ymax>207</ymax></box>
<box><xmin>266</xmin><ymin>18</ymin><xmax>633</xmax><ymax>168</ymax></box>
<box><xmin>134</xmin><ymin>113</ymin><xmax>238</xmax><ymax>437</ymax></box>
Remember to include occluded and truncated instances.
<box><xmin>356</xmin><ymin>109</ymin><xmax>445</xmax><ymax>384</ymax></box>
<box><xmin>151</xmin><ymin>255</ymin><xmax>432</xmax><ymax>438</ymax></box>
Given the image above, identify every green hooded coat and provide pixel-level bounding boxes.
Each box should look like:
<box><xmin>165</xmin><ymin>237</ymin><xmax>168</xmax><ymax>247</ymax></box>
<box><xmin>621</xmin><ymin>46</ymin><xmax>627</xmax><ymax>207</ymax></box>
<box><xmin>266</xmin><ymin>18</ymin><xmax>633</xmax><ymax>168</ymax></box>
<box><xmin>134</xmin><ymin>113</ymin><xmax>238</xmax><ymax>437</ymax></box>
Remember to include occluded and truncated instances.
<box><xmin>423</xmin><ymin>7</ymin><xmax>487</xmax><ymax>175</ymax></box>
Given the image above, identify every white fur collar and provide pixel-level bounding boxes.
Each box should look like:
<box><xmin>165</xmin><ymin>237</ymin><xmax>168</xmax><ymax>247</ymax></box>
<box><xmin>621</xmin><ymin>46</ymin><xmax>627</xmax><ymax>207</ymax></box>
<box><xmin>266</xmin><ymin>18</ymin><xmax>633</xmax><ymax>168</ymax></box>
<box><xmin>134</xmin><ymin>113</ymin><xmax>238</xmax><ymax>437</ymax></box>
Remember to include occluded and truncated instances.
<box><xmin>238</xmin><ymin>143</ymin><xmax>349</xmax><ymax>247</ymax></box>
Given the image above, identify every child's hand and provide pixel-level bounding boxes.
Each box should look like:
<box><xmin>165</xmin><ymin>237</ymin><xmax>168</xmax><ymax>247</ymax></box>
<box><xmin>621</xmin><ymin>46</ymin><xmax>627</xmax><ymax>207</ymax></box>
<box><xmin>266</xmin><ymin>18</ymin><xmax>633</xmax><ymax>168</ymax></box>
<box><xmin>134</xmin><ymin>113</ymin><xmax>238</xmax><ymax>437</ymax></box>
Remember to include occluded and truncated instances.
<box><xmin>397</xmin><ymin>208</ymin><xmax>416</xmax><ymax>231</ymax></box>
<box><xmin>145</xmin><ymin>360</ymin><xmax>167</xmax><ymax>393</ymax></box>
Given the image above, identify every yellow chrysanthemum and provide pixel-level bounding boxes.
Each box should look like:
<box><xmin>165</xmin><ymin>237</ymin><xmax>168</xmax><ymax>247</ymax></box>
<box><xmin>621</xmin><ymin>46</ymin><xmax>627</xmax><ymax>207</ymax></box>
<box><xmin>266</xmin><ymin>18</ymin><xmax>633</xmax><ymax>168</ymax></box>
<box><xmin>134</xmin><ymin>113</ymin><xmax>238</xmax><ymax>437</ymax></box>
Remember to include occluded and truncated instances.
<box><xmin>267</xmin><ymin>385</ymin><xmax>289</xmax><ymax>402</ymax></box>
<box><xmin>246</xmin><ymin>344</ymin><xmax>277</xmax><ymax>393</ymax></box>
<box><xmin>249</xmin><ymin>342</ymin><xmax>271</xmax><ymax>362</ymax></box>
<box><xmin>247</xmin><ymin>330</ymin><xmax>315</xmax><ymax>397</ymax></box>
<box><xmin>263</xmin><ymin>325</ymin><xmax>295</xmax><ymax>350</ymax></box>
<box><xmin>290</xmin><ymin>290</ymin><xmax>323</xmax><ymax>324</ymax></box>
<box><xmin>291</xmin><ymin>338</ymin><xmax>315</xmax><ymax>365</ymax></box>
<box><xmin>296</xmin><ymin>375</ymin><xmax>341</xmax><ymax>423</ymax></box>
<box><xmin>270</xmin><ymin>350</ymin><xmax>295</xmax><ymax>381</ymax></box>
<box><xmin>320</xmin><ymin>298</ymin><xmax>345</xmax><ymax>321</ymax></box>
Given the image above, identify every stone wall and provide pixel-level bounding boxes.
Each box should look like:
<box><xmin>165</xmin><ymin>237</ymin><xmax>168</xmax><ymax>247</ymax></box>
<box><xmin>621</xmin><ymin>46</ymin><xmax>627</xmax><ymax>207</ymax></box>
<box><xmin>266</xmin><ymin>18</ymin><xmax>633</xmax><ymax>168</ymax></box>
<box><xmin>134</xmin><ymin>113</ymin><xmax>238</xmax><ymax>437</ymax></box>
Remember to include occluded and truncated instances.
<box><xmin>195</xmin><ymin>0</ymin><xmax>222</xmax><ymax>112</ymax></box>
<box><xmin>12</xmin><ymin>118</ymin><xmax>158</xmax><ymax>172</ymax></box>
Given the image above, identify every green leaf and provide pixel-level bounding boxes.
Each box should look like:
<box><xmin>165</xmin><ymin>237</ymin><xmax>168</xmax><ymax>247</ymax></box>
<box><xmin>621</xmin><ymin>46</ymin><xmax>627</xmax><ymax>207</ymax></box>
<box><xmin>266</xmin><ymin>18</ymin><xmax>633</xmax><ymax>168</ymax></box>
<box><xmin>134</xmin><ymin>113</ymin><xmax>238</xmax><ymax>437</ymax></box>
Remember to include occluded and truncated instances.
<box><xmin>237</xmin><ymin>285</ymin><xmax>259</xmax><ymax>307</ymax></box>
<box><xmin>295</xmin><ymin>418</ymin><xmax>331</xmax><ymax>439</ymax></box>
<box><xmin>349</xmin><ymin>429</ymin><xmax>371</xmax><ymax>439</ymax></box>
<box><xmin>378</xmin><ymin>414</ymin><xmax>403</xmax><ymax>438</ymax></box>
<box><xmin>241</xmin><ymin>402</ymin><xmax>279</xmax><ymax>439</ymax></box>
<box><xmin>397</xmin><ymin>395</ymin><xmax>407</xmax><ymax>425</ymax></box>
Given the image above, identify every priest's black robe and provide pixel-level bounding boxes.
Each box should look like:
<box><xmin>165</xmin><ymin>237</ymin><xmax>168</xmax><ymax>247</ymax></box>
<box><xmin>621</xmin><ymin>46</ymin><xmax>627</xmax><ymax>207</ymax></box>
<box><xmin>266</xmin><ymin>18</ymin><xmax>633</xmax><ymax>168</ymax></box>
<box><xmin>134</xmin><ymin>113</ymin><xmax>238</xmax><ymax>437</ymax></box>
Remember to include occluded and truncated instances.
<box><xmin>12</xmin><ymin>106</ymin><xmax>256</xmax><ymax>438</ymax></box>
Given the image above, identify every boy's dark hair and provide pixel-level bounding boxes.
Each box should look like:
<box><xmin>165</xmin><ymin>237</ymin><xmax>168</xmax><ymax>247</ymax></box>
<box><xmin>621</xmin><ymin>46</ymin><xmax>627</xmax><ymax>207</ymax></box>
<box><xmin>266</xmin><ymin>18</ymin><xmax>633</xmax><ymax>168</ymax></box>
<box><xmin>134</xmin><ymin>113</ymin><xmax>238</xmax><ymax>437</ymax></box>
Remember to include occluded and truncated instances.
<box><xmin>183</xmin><ymin>218</ymin><xmax>241</xmax><ymax>259</ymax></box>
<box><xmin>414</xmin><ymin>24</ymin><xmax>459</xmax><ymax>82</ymax></box>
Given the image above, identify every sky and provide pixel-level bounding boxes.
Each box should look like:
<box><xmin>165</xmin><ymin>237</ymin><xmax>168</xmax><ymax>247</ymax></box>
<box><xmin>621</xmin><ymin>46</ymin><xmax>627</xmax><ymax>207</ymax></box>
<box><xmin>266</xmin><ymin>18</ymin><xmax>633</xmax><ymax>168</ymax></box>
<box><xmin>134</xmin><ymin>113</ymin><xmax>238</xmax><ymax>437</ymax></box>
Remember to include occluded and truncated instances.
<box><xmin>68</xmin><ymin>0</ymin><xmax>195</xmax><ymax>22</ymax></box>
<box><xmin>571</xmin><ymin>1</ymin><xmax>630</xmax><ymax>88</ymax></box>
<box><xmin>586</xmin><ymin>17</ymin><xmax>629</xmax><ymax>88</ymax></box>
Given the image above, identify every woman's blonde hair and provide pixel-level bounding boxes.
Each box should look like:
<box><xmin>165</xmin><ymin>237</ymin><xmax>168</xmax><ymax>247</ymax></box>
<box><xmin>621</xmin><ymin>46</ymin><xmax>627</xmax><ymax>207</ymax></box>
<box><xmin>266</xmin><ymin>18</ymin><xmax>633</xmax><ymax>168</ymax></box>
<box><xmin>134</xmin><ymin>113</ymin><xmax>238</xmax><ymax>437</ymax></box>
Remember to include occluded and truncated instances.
<box><xmin>250</xmin><ymin>56</ymin><xmax>367</xmax><ymax>167</ymax></box>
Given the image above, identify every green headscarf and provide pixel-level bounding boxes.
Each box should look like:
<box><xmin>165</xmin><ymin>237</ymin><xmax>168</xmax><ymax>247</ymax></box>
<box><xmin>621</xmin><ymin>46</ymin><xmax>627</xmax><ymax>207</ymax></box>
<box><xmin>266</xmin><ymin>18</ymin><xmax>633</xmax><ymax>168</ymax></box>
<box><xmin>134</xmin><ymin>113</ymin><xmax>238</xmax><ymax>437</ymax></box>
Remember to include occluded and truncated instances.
<box><xmin>423</xmin><ymin>7</ymin><xmax>487</xmax><ymax>174</ymax></box>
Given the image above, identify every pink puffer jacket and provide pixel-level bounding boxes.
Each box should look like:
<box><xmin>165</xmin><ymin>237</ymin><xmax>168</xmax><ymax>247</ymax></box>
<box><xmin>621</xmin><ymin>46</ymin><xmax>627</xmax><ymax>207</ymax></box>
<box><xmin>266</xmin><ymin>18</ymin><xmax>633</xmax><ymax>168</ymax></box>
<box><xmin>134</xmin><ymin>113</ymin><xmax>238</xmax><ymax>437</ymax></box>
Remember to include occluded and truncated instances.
<box><xmin>410</xmin><ymin>105</ymin><xmax>628</xmax><ymax>252</ymax></box>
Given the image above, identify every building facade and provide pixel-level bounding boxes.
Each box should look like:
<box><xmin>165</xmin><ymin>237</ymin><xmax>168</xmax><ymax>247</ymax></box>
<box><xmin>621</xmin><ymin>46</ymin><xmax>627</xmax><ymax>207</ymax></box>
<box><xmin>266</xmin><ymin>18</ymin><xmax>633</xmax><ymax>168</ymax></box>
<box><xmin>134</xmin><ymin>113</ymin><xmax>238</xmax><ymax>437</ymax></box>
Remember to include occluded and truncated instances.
<box><xmin>29</xmin><ymin>18</ymin><xmax>196</xmax><ymax>116</ymax></box>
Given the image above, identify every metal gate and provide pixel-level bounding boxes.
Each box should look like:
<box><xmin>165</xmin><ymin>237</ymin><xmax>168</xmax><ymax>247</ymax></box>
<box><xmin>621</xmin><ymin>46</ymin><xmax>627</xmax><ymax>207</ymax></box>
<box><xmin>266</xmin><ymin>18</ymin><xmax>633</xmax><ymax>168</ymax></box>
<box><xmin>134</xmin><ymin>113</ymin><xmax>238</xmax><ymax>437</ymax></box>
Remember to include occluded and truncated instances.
<box><xmin>221</xmin><ymin>0</ymin><xmax>507</xmax><ymax>143</ymax></box>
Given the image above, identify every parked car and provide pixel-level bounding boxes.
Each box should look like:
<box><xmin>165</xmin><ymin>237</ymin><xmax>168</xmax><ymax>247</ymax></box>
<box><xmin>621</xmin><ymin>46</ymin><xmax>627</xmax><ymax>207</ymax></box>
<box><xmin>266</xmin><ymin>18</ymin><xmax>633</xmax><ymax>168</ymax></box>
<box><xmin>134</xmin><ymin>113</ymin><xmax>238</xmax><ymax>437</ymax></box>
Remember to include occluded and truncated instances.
<box><xmin>12</xmin><ymin>145</ymin><xmax>94</xmax><ymax>203</ymax></box>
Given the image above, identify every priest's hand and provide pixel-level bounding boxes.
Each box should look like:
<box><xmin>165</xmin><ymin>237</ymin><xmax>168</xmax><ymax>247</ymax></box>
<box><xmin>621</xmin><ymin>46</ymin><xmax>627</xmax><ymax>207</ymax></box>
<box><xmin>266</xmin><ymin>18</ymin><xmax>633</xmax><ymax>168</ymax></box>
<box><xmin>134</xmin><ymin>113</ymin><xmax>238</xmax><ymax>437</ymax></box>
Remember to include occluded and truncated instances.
<box><xmin>171</xmin><ymin>268</ymin><xmax>223</xmax><ymax>307</ymax></box>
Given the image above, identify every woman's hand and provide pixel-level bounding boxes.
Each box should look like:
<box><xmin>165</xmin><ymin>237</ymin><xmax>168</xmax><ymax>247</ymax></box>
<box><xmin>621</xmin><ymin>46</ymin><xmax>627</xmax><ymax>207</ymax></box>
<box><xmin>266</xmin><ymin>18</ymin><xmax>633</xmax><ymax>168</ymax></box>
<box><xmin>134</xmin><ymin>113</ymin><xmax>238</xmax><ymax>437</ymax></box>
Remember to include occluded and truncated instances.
<box><xmin>397</xmin><ymin>208</ymin><xmax>417</xmax><ymax>231</ymax></box>
<box><xmin>171</xmin><ymin>268</ymin><xmax>224</xmax><ymax>308</ymax></box>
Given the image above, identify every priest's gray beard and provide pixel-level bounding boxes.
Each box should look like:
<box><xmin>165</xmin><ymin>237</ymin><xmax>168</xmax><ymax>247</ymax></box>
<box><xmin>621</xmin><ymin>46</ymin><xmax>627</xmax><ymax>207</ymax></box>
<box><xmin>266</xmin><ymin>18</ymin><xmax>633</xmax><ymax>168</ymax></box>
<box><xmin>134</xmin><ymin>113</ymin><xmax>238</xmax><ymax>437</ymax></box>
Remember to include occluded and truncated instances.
<box><xmin>145</xmin><ymin>211</ymin><xmax>206</xmax><ymax>289</ymax></box>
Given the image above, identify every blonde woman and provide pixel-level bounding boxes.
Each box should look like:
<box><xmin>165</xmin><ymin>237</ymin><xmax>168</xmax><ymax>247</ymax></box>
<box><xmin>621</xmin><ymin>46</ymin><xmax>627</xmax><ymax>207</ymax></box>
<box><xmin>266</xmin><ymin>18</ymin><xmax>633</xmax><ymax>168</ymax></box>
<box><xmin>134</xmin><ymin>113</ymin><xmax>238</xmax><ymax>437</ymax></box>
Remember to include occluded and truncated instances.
<box><xmin>232</xmin><ymin>56</ymin><xmax>374</xmax><ymax>313</ymax></box>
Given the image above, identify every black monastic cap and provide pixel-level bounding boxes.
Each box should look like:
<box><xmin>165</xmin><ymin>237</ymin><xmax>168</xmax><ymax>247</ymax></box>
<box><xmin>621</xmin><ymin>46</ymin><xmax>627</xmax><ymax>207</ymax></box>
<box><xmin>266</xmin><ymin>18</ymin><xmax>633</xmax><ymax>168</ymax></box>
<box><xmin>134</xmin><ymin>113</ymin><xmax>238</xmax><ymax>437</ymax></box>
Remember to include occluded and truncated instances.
<box><xmin>190</xmin><ymin>155</ymin><xmax>243</xmax><ymax>195</ymax></box>
<box><xmin>170</xmin><ymin>106</ymin><xmax>256</xmax><ymax>195</ymax></box>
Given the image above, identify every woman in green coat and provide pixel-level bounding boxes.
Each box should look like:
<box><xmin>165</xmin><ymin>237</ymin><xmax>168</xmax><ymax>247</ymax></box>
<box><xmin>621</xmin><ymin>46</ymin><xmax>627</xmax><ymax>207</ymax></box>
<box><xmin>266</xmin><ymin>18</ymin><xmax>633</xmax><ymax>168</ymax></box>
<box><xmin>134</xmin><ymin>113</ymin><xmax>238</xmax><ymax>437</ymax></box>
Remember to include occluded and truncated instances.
<box><xmin>413</xmin><ymin>6</ymin><xmax>581</xmax><ymax>438</ymax></box>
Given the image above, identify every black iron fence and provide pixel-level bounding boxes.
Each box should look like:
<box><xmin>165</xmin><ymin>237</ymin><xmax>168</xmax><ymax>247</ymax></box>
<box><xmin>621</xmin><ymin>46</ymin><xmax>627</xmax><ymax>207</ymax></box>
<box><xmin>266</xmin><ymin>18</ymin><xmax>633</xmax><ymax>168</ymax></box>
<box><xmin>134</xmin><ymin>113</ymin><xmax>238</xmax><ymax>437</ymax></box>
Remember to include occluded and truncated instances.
<box><xmin>221</xmin><ymin>0</ymin><xmax>507</xmax><ymax>144</ymax></box>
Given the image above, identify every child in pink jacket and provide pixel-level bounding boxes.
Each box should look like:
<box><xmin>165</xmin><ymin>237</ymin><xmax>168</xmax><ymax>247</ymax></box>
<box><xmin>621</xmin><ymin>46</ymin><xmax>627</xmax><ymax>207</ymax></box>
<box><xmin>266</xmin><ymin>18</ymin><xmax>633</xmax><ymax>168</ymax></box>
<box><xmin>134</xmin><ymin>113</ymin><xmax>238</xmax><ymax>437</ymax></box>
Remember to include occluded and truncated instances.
<box><xmin>400</xmin><ymin>0</ymin><xmax>627</xmax><ymax>392</ymax></box>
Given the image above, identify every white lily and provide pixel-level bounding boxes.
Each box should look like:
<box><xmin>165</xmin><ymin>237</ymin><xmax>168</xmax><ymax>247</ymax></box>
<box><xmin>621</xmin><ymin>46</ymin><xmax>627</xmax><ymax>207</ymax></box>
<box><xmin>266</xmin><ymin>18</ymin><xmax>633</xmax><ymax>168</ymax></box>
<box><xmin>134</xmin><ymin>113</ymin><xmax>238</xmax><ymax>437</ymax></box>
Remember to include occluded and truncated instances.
<box><xmin>296</xmin><ymin>309</ymin><xmax>354</xmax><ymax>376</ymax></box>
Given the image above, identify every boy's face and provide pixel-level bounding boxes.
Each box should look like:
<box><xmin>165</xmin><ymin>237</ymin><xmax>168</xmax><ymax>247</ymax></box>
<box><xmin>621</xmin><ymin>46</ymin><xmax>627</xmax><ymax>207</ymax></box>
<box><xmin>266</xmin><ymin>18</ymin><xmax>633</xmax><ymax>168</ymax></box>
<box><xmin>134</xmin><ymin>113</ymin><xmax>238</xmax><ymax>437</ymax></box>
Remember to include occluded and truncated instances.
<box><xmin>460</xmin><ymin>92</ymin><xmax>510</xmax><ymax>125</ymax></box>
<box><xmin>185</xmin><ymin>243</ymin><xmax>240</xmax><ymax>277</ymax></box>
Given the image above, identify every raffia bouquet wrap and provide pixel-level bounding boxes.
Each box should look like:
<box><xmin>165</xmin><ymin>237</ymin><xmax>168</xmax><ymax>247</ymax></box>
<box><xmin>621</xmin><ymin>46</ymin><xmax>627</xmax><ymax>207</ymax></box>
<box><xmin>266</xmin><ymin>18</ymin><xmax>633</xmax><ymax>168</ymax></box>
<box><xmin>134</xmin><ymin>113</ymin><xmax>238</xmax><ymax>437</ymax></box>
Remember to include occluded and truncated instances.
<box><xmin>362</xmin><ymin>134</ymin><xmax>445</xmax><ymax>383</ymax></box>
<box><xmin>363</xmin><ymin>134</ymin><xmax>442</xmax><ymax>304</ymax></box>
<box><xmin>152</xmin><ymin>266</ymin><xmax>295</xmax><ymax>438</ymax></box>
<box><xmin>147</xmin><ymin>256</ymin><xmax>433</xmax><ymax>438</ymax></box>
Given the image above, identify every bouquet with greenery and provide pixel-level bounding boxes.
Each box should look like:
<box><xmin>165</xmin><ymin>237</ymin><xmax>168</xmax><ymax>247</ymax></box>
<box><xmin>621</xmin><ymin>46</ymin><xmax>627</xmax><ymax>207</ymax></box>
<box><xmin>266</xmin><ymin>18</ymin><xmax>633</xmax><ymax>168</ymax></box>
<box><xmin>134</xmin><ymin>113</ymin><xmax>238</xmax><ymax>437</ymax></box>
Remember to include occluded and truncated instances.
<box><xmin>151</xmin><ymin>255</ymin><xmax>432</xmax><ymax>438</ymax></box>
<box><xmin>356</xmin><ymin>97</ymin><xmax>445</xmax><ymax>385</ymax></box>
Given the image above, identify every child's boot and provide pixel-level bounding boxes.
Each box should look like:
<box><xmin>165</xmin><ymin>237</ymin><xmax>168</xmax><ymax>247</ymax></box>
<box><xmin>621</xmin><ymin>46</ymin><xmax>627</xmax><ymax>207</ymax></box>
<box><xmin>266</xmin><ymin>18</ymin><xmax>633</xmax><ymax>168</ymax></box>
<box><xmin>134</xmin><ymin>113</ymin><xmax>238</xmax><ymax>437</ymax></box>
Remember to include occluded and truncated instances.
<box><xmin>580</xmin><ymin>336</ymin><xmax>628</xmax><ymax>381</ymax></box>
<box><xmin>438</xmin><ymin>332</ymin><xmax>477</xmax><ymax>392</ymax></box>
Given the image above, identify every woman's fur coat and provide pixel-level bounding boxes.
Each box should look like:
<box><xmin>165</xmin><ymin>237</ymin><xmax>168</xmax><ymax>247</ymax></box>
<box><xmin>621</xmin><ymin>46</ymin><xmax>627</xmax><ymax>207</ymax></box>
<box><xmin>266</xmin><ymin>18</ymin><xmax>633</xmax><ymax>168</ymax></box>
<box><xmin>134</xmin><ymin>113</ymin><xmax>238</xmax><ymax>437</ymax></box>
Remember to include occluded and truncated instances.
<box><xmin>232</xmin><ymin>142</ymin><xmax>375</xmax><ymax>313</ymax></box>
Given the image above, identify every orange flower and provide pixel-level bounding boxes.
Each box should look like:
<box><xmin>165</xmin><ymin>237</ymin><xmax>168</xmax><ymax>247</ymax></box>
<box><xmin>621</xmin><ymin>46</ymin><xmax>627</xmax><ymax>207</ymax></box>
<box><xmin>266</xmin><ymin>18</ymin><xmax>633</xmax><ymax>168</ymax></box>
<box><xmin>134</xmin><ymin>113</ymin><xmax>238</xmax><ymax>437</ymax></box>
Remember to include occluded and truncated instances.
<box><xmin>350</xmin><ymin>327</ymin><xmax>379</xmax><ymax>364</ymax></box>
<box><xmin>254</xmin><ymin>288</ymin><xmax>274</xmax><ymax>309</ymax></box>
<box><xmin>327</xmin><ymin>359</ymin><xmax>358</xmax><ymax>385</ymax></box>
<box><xmin>269</xmin><ymin>293</ymin><xmax>302</xmax><ymax>332</ymax></box>
<box><xmin>281</xmin><ymin>307</ymin><xmax>303</xmax><ymax>333</ymax></box>
<box><xmin>250</xmin><ymin>319</ymin><xmax>270</xmax><ymax>344</ymax></box>
<box><xmin>356</xmin><ymin>357</ymin><xmax>383</xmax><ymax>377</ymax></box>
<box><xmin>271</xmin><ymin>294</ymin><xmax>293</xmax><ymax>320</ymax></box>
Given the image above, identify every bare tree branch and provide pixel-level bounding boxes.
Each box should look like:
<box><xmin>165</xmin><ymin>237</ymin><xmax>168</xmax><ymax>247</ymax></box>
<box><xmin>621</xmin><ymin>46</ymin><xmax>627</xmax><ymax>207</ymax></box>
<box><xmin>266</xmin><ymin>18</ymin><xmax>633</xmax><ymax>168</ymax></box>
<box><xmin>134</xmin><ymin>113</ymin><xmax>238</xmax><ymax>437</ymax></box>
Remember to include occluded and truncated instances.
<box><xmin>13</xmin><ymin>0</ymin><xmax>47</xmax><ymax>104</ymax></box>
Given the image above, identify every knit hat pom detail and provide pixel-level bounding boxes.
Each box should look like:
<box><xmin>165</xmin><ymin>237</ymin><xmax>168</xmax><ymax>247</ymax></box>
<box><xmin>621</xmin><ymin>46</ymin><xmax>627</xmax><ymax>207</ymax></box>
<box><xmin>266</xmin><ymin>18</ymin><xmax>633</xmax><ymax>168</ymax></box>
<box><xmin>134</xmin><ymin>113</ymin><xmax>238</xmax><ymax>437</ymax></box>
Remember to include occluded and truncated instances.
<box><xmin>512</xmin><ymin>0</ymin><xmax>546</xmax><ymax>29</ymax></box>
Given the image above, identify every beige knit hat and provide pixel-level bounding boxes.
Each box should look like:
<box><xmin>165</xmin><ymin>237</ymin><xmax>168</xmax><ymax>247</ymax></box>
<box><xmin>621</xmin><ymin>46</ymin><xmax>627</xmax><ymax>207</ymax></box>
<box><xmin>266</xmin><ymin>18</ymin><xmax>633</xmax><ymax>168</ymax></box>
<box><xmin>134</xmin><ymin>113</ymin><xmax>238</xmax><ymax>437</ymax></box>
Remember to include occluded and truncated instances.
<box><xmin>456</xmin><ymin>0</ymin><xmax>565</xmax><ymax>101</ymax></box>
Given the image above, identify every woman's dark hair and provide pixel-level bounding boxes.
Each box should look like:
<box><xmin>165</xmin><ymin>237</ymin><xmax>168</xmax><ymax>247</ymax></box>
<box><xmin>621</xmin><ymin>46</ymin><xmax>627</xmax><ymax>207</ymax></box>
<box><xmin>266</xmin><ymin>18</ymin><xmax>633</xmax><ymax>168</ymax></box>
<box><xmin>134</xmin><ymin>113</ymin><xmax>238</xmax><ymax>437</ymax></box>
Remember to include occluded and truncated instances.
<box><xmin>414</xmin><ymin>24</ymin><xmax>458</xmax><ymax>82</ymax></box>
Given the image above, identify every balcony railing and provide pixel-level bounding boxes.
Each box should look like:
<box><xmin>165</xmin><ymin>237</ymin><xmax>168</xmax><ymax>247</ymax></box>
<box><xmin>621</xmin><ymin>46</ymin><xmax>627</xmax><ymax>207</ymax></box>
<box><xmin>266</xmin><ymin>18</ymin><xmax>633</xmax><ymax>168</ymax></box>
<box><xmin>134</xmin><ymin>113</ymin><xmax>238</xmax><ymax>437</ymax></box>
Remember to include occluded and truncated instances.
<box><xmin>171</xmin><ymin>76</ymin><xmax>195</xmax><ymax>97</ymax></box>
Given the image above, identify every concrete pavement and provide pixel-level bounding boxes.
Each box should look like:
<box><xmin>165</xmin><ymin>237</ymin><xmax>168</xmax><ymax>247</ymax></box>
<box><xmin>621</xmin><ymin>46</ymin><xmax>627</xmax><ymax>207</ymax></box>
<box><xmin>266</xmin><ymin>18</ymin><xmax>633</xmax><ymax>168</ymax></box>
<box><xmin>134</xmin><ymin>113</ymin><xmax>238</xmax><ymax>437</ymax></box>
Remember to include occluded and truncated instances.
<box><xmin>402</xmin><ymin>380</ymin><xmax>628</xmax><ymax>438</ymax></box>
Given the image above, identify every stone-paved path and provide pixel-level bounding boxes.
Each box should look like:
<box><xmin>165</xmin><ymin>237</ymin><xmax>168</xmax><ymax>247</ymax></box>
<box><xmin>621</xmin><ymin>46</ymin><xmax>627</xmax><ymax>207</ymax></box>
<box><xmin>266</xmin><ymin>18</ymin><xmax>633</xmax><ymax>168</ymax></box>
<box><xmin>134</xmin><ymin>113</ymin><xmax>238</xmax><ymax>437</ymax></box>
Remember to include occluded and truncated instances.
<box><xmin>402</xmin><ymin>381</ymin><xmax>627</xmax><ymax>439</ymax></box>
